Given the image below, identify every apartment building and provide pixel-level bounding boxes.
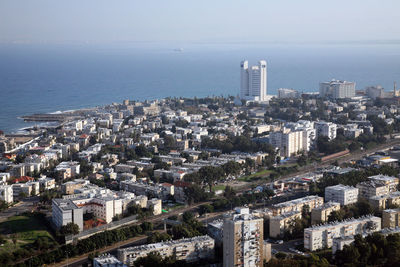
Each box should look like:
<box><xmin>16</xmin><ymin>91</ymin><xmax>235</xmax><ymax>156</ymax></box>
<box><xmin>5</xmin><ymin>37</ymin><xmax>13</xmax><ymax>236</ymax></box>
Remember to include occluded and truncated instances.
<box><xmin>0</xmin><ymin>185</ymin><xmax>13</xmax><ymax>203</ymax></box>
<box><xmin>368</xmin><ymin>174</ymin><xmax>399</xmax><ymax>192</ymax></box>
<box><xmin>120</xmin><ymin>180</ymin><xmax>172</xmax><ymax>200</ymax></box>
<box><xmin>269</xmin><ymin>211</ymin><xmax>302</xmax><ymax>238</ymax></box>
<box><xmin>269</xmin><ymin>128</ymin><xmax>304</xmax><ymax>157</ymax></box>
<box><xmin>369</xmin><ymin>191</ymin><xmax>400</xmax><ymax>209</ymax></box>
<box><xmin>52</xmin><ymin>198</ymin><xmax>84</xmax><ymax>231</ymax></box>
<box><xmin>324</xmin><ymin>184</ymin><xmax>359</xmax><ymax>206</ymax></box>
<box><xmin>38</xmin><ymin>176</ymin><xmax>56</xmax><ymax>190</ymax></box>
<box><xmin>62</xmin><ymin>179</ymin><xmax>89</xmax><ymax>194</ymax></box>
<box><xmin>311</xmin><ymin>202</ymin><xmax>341</xmax><ymax>225</ymax></box>
<box><xmin>118</xmin><ymin>235</ymin><xmax>215</xmax><ymax>266</ymax></box>
<box><xmin>223</xmin><ymin>208</ymin><xmax>265</xmax><ymax>267</ymax></box>
<box><xmin>93</xmin><ymin>254</ymin><xmax>127</xmax><ymax>267</ymax></box>
<box><xmin>319</xmin><ymin>79</ymin><xmax>356</xmax><ymax>99</ymax></box>
<box><xmin>315</xmin><ymin>121</ymin><xmax>337</xmax><ymax>140</ymax></box>
<box><xmin>357</xmin><ymin>180</ymin><xmax>389</xmax><ymax>200</ymax></box>
<box><xmin>304</xmin><ymin>216</ymin><xmax>381</xmax><ymax>251</ymax></box>
<box><xmin>382</xmin><ymin>208</ymin><xmax>400</xmax><ymax>228</ymax></box>
<box><xmin>271</xmin><ymin>195</ymin><xmax>324</xmax><ymax>216</ymax></box>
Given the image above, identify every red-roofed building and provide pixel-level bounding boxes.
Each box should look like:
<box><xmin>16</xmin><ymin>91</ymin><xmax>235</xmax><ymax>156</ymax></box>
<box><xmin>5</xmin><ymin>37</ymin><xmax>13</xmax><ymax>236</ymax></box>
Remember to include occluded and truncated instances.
<box><xmin>13</xmin><ymin>176</ymin><xmax>34</xmax><ymax>183</ymax></box>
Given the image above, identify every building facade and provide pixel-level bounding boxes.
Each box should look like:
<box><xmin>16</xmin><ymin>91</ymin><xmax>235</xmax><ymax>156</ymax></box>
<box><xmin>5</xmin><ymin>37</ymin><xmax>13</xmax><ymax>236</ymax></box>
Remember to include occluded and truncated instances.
<box><xmin>311</xmin><ymin>202</ymin><xmax>341</xmax><ymax>225</ymax></box>
<box><xmin>304</xmin><ymin>216</ymin><xmax>381</xmax><ymax>251</ymax></box>
<box><xmin>382</xmin><ymin>208</ymin><xmax>400</xmax><ymax>228</ymax></box>
<box><xmin>271</xmin><ymin>195</ymin><xmax>324</xmax><ymax>216</ymax></box>
<box><xmin>118</xmin><ymin>235</ymin><xmax>215</xmax><ymax>266</ymax></box>
<box><xmin>325</xmin><ymin>184</ymin><xmax>359</xmax><ymax>206</ymax></box>
<box><xmin>240</xmin><ymin>60</ymin><xmax>267</xmax><ymax>102</ymax></box>
<box><xmin>223</xmin><ymin>208</ymin><xmax>265</xmax><ymax>267</ymax></box>
<box><xmin>269</xmin><ymin>211</ymin><xmax>302</xmax><ymax>238</ymax></box>
<box><xmin>319</xmin><ymin>79</ymin><xmax>356</xmax><ymax>99</ymax></box>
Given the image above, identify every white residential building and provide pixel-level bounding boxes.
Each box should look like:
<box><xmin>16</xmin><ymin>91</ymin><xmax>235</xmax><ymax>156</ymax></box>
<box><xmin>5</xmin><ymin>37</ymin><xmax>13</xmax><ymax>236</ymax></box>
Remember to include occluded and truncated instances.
<box><xmin>368</xmin><ymin>174</ymin><xmax>399</xmax><ymax>192</ymax></box>
<box><xmin>277</xmin><ymin>88</ymin><xmax>299</xmax><ymax>99</ymax></box>
<box><xmin>325</xmin><ymin>184</ymin><xmax>359</xmax><ymax>206</ymax></box>
<box><xmin>319</xmin><ymin>79</ymin><xmax>356</xmax><ymax>99</ymax></box>
<box><xmin>240</xmin><ymin>60</ymin><xmax>268</xmax><ymax>102</ymax></box>
<box><xmin>93</xmin><ymin>254</ymin><xmax>127</xmax><ymax>267</ymax></box>
<box><xmin>52</xmin><ymin>198</ymin><xmax>84</xmax><ymax>231</ymax></box>
<box><xmin>0</xmin><ymin>185</ymin><xmax>13</xmax><ymax>203</ymax></box>
<box><xmin>269</xmin><ymin>128</ymin><xmax>303</xmax><ymax>157</ymax></box>
<box><xmin>304</xmin><ymin>216</ymin><xmax>381</xmax><ymax>251</ymax></box>
<box><xmin>118</xmin><ymin>235</ymin><xmax>215</xmax><ymax>266</ymax></box>
<box><xmin>271</xmin><ymin>195</ymin><xmax>324</xmax><ymax>216</ymax></box>
<box><xmin>315</xmin><ymin>121</ymin><xmax>337</xmax><ymax>140</ymax></box>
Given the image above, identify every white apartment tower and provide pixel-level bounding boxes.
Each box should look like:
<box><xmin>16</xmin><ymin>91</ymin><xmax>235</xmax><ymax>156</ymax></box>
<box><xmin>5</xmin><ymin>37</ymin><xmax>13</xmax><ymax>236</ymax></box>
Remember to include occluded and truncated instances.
<box><xmin>223</xmin><ymin>207</ymin><xmax>264</xmax><ymax>267</ymax></box>
<box><xmin>319</xmin><ymin>79</ymin><xmax>356</xmax><ymax>99</ymax></box>
<box><xmin>240</xmin><ymin>60</ymin><xmax>267</xmax><ymax>102</ymax></box>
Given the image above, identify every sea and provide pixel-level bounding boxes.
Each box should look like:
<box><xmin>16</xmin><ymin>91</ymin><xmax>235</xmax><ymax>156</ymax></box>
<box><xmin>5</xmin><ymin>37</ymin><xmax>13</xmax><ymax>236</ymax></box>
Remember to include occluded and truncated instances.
<box><xmin>1</xmin><ymin>42</ymin><xmax>400</xmax><ymax>133</ymax></box>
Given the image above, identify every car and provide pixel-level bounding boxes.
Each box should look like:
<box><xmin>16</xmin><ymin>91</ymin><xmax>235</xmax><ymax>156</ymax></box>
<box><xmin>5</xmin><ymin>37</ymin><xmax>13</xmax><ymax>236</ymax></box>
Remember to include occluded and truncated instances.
<box><xmin>276</xmin><ymin>240</ymin><xmax>284</xmax><ymax>244</ymax></box>
<box><xmin>271</xmin><ymin>249</ymin><xmax>278</xmax><ymax>254</ymax></box>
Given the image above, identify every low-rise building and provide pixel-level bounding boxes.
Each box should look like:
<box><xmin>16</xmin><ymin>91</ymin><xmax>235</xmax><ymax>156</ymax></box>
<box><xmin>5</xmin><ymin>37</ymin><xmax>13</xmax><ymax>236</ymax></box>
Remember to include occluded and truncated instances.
<box><xmin>269</xmin><ymin>211</ymin><xmax>302</xmax><ymax>238</ymax></box>
<box><xmin>0</xmin><ymin>185</ymin><xmax>13</xmax><ymax>203</ymax></box>
<box><xmin>382</xmin><ymin>208</ymin><xmax>400</xmax><ymax>228</ymax></box>
<box><xmin>38</xmin><ymin>176</ymin><xmax>56</xmax><ymax>190</ymax></box>
<box><xmin>325</xmin><ymin>184</ymin><xmax>359</xmax><ymax>206</ymax></box>
<box><xmin>304</xmin><ymin>216</ymin><xmax>381</xmax><ymax>251</ymax></box>
<box><xmin>271</xmin><ymin>195</ymin><xmax>324</xmax><ymax>216</ymax></box>
<box><xmin>117</xmin><ymin>235</ymin><xmax>215</xmax><ymax>266</ymax></box>
<box><xmin>368</xmin><ymin>174</ymin><xmax>399</xmax><ymax>192</ymax></box>
<box><xmin>357</xmin><ymin>180</ymin><xmax>389</xmax><ymax>200</ymax></box>
<box><xmin>311</xmin><ymin>202</ymin><xmax>341</xmax><ymax>225</ymax></box>
<box><xmin>52</xmin><ymin>198</ymin><xmax>84</xmax><ymax>231</ymax></box>
<box><xmin>93</xmin><ymin>254</ymin><xmax>127</xmax><ymax>267</ymax></box>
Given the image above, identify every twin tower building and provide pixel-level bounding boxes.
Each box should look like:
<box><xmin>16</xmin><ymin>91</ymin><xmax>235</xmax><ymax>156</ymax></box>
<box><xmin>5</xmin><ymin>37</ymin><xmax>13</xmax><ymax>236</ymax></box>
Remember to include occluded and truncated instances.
<box><xmin>240</xmin><ymin>60</ymin><xmax>268</xmax><ymax>102</ymax></box>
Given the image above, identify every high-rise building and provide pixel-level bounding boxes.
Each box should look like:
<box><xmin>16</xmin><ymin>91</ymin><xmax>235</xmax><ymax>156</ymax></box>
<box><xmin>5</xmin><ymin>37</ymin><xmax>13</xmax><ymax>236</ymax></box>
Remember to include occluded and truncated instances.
<box><xmin>223</xmin><ymin>207</ymin><xmax>264</xmax><ymax>267</ymax></box>
<box><xmin>319</xmin><ymin>79</ymin><xmax>356</xmax><ymax>99</ymax></box>
<box><xmin>240</xmin><ymin>60</ymin><xmax>267</xmax><ymax>102</ymax></box>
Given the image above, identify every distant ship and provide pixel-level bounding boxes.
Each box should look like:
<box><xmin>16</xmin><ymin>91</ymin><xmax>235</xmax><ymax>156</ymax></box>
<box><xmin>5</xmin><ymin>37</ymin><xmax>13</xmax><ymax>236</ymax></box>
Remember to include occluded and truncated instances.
<box><xmin>173</xmin><ymin>48</ymin><xmax>184</xmax><ymax>52</ymax></box>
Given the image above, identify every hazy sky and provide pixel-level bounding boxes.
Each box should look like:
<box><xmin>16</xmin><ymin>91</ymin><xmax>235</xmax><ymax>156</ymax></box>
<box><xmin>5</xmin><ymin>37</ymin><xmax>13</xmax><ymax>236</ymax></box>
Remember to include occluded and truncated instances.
<box><xmin>1</xmin><ymin>0</ymin><xmax>399</xmax><ymax>44</ymax></box>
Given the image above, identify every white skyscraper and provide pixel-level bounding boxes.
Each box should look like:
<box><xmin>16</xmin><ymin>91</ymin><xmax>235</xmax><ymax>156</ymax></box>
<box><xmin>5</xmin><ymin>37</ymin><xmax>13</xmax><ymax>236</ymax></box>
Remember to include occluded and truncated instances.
<box><xmin>240</xmin><ymin>60</ymin><xmax>267</xmax><ymax>102</ymax></box>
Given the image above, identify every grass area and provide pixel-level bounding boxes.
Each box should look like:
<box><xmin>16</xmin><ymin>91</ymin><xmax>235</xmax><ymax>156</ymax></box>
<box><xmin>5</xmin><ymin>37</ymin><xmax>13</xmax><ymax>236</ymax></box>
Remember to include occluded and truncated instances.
<box><xmin>0</xmin><ymin>215</ymin><xmax>54</xmax><ymax>252</ymax></box>
<box><xmin>237</xmin><ymin>169</ymin><xmax>273</xmax><ymax>182</ymax></box>
<box><xmin>212</xmin><ymin>184</ymin><xmax>226</xmax><ymax>192</ymax></box>
<box><xmin>164</xmin><ymin>203</ymin><xmax>185</xmax><ymax>212</ymax></box>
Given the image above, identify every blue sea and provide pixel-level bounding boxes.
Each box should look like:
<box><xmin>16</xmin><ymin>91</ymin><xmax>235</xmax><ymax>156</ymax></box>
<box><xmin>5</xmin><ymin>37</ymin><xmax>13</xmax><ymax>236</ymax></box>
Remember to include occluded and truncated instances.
<box><xmin>1</xmin><ymin>42</ymin><xmax>400</xmax><ymax>133</ymax></box>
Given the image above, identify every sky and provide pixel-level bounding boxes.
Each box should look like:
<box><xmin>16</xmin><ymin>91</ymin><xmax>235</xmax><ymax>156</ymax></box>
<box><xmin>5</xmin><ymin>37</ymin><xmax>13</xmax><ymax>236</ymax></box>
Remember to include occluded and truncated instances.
<box><xmin>0</xmin><ymin>0</ymin><xmax>399</xmax><ymax>44</ymax></box>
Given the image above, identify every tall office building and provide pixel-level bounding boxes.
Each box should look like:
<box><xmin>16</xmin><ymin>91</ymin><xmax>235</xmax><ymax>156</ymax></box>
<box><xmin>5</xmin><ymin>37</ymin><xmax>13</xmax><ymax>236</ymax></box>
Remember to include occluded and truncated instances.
<box><xmin>240</xmin><ymin>60</ymin><xmax>267</xmax><ymax>102</ymax></box>
<box><xmin>223</xmin><ymin>207</ymin><xmax>264</xmax><ymax>267</ymax></box>
<box><xmin>319</xmin><ymin>79</ymin><xmax>355</xmax><ymax>99</ymax></box>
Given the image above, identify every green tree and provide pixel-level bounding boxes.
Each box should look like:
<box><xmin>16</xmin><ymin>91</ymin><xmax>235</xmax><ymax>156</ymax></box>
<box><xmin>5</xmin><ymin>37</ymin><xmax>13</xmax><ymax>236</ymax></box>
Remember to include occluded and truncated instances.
<box><xmin>60</xmin><ymin>222</ymin><xmax>80</xmax><ymax>235</ymax></box>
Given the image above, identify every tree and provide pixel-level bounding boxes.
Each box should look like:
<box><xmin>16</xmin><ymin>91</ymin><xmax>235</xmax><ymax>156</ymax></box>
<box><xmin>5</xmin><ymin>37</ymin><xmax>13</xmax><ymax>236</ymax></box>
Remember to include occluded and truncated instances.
<box><xmin>198</xmin><ymin>166</ymin><xmax>224</xmax><ymax>192</ymax></box>
<box><xmin>60</xmin><ymin>222</ymin><xmax>80</xmax><ymax>235</ymax></box>
<box><xmin>223</xmin><ymin>186</ymin><xmax>236</xmax><ymax>199</ymax></box>
<box><xmin>182</xmin><ymin>211</ymin><xmax>195</xmax><ymax>224</ymax></box>
<box><xmin>11</xmin><ymin>233</ymin><xmax>18</xmax><ymax>248</ymax></box>
<box><xmin>199</xmin><ymin>204</ymin><xmax>214</xmax><ymax>215</ymax></box>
